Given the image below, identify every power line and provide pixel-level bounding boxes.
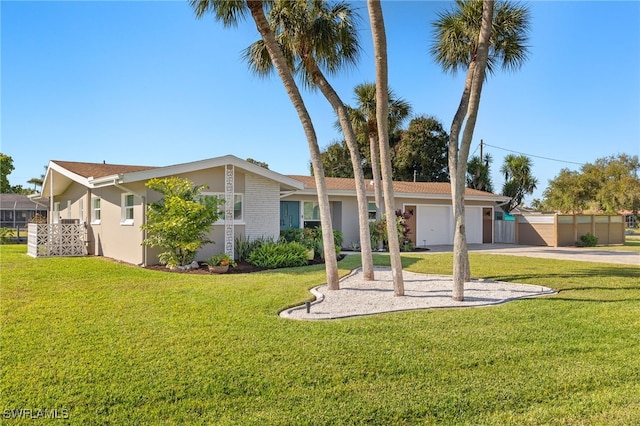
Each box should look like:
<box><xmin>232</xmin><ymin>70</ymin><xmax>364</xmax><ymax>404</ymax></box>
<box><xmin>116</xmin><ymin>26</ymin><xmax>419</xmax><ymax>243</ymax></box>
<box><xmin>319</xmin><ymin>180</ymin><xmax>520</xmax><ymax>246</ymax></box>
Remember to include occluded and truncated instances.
<box><xmin>482</xmin><ymin>142</ymin><xmax>584</xmax><ymax>166</ymax></box>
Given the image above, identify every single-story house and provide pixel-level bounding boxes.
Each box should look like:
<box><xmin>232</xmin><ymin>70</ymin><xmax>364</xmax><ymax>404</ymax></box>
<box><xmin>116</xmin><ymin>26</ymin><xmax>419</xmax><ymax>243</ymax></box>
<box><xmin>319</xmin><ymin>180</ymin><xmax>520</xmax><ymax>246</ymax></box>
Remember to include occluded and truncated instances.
<box><xmin>281</xmin><ymin>175</ymin><xmax>510</xmax><ymax>248</ymax></box>
<box><xmin>0</xmin><ymin>193</ymin><xmax>48</xmax><ymax>229</ymax></box>
<box><xmin>30</xmin><ymin>155</ymin><xmax>509</xmax><ymax>265</ymax></box>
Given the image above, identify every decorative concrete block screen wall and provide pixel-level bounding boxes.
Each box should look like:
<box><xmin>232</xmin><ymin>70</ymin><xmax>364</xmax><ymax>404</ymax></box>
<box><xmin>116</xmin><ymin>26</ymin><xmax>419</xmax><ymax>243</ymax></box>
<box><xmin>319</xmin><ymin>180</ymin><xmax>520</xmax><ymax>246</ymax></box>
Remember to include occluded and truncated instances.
<box><xmin>515</xmin><ymin>214</ymin><xmax>625</xmax><ymax>247</ymax></box>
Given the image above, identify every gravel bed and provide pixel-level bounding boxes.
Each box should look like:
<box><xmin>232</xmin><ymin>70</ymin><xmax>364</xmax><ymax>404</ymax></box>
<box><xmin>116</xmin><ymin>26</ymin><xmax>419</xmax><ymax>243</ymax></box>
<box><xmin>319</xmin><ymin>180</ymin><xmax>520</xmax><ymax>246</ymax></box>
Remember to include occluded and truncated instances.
<box><xmin>280</xmin><ymin>267</ymin><xmax>556</xmax><ymax>320</ymax></box>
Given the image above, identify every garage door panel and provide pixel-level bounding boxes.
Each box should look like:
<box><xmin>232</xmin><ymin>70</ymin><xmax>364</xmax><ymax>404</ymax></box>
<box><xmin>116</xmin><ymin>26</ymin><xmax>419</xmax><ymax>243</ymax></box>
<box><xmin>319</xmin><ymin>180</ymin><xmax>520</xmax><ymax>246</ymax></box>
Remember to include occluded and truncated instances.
<box><xmin>416</xmin><ymin>205</ymin><xmax>452</xmax><ymax>245</ymax></box>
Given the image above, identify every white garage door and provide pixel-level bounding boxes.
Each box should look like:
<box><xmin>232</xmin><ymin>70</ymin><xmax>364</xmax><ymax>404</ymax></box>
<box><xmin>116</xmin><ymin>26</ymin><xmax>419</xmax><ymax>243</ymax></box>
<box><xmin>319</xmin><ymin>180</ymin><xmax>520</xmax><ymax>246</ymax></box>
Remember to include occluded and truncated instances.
<box><xmin>465</xmin><ymin>206</ymin><xmax>483</xmax><ymax>244</ymax></box>
<box><xmin>416</xmin><ymin>205</ymin><xmax>452</xmax><ymax>245</ymax></box>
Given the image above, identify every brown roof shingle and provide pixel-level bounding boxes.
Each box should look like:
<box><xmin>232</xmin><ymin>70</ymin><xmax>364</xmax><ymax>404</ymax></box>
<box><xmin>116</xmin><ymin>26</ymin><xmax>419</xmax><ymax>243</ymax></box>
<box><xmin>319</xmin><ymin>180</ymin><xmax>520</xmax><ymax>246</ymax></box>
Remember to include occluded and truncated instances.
<box><xmin>287</xmin><ymin>175</ymin><xmax>500</xmax><ymax>197</ymax></box>
<box><xmin>52</xmin><ymin>161</ymin><xmax>157</xmax><ymax>179</ymax></box>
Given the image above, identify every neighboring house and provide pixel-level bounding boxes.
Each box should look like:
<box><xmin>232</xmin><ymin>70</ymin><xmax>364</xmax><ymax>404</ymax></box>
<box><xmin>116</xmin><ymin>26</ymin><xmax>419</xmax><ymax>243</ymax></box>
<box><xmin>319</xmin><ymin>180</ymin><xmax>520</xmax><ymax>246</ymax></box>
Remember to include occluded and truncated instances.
<box><xmin>31</xmin><ymin>155</ymin><xmax>509</xmax><ymax>265</ymax></box>
<box><xmin>281</xmin><ymin>176</ymin><xmax>510</xmax><ymax>248</ymax></box>
<box><xmin>619</xmin><ymin>210</ymin><xmax>638</xmax><ymax>228</ymax></box>
<box><xmin>0</xmin><ymin>194</ymin><xmax>48</xmax><ymax>229</ymax></box>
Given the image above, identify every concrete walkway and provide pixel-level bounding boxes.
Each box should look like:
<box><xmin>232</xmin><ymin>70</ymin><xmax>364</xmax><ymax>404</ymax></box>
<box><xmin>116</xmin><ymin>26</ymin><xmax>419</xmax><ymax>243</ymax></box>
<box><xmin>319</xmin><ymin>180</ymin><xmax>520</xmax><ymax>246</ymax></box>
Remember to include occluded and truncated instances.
<box><xmin>421</xmin><ymin>244</ymin><xmax>639</xmax><ymax>266</ymax></box>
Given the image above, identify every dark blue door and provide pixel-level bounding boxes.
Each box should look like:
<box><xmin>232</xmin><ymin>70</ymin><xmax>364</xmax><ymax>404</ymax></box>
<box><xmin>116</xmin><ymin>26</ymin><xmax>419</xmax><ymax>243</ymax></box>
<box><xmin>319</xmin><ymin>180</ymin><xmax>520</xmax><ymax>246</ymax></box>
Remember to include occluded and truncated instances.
<box><xmin>280</xmin><ymin>201</ymin><xmax>300</xmax><ymax>230</ymax></box>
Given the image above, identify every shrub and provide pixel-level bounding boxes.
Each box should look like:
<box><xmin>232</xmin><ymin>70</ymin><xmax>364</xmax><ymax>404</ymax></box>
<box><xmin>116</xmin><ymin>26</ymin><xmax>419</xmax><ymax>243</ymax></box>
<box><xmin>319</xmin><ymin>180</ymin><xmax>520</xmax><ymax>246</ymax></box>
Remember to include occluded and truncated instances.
<box><xmin>0</xmin><ymin>228</ymin><xmax>15</xmax><ymax>245</ymax></box>
<box><xmin>142</xmin><ymin>177</ymin><xmax>222</xmax><ymax>267</ymax></box>
<box><xmin>280</xmin><ymin>227</ymin><xmax>342</xmax><ymax>259</ymax></box>
<box><xmin>248</xmin><ymin>241</ymin><xmax>308</xmax><ymax>269</ymax></box>
<box><xmin>576</xmin><ymin>233</ymin><xmax>598</xmax><ymax>247</ymax></box>
<box><xmin>206</xmin><ymin>252</ymin><xmax>237</xmax><ymax>268</ymax></box>
<box><xmin>235</xmin><ymin>235</ymin><xmax>273</xmax><ymax>262</ymax></box>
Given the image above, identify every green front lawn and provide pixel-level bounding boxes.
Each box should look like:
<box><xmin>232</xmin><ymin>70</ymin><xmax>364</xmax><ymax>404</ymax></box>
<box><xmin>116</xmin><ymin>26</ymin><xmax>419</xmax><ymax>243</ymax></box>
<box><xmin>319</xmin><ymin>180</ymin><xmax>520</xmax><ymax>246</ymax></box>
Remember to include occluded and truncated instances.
<box><xmin>2</xmin><ymin>245</ymin><xmax>639</xmax><ymax>425</ymax></box>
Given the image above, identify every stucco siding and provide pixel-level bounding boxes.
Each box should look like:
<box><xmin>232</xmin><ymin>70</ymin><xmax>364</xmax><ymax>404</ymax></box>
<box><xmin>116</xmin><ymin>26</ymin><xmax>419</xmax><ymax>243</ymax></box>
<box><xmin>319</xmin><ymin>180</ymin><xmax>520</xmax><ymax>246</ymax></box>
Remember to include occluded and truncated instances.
<box><xmin>244</xmin><ymin>173</ymin><xmax>280</xmax><ymax>240</ymax></box>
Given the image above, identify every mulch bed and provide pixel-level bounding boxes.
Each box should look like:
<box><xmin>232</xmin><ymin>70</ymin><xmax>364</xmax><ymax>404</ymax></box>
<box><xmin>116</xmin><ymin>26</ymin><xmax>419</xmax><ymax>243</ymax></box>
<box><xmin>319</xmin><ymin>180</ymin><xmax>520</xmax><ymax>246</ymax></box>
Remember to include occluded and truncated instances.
<box><xmin>144</xmin><ymin>255</ymin><xmax>345</xmax><ymax>275</ymax></box>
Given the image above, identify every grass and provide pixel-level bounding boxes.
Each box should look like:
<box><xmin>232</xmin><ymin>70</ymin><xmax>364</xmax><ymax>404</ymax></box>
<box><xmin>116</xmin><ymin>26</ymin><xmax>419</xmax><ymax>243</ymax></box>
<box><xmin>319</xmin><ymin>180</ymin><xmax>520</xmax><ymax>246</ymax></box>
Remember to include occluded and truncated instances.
<box><xmin>1</xmin><ymin>245</ymin><xmax>639</xmax><ymax>425</ymax></box>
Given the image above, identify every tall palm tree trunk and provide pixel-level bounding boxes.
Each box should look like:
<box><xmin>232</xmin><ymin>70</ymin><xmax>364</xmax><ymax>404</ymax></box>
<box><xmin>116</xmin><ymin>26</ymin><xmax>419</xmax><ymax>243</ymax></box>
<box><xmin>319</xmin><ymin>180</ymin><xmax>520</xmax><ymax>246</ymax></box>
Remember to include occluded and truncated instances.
<box><xmin>306</xmin><ymin>61</ymin><xmax>375</xmax><ymax>281</ymax></box>
<box><xmin>449</xmin><ymin>0</ymin><xmax>494</xmax><ymax>301</ymax></box>
<box><xmin>367</xmin><ymin>0</ymin><xmax>404</xmax><ymax>296</ymax></box>
<box><xmin>247</xmin><ymin>1</ymin><xmax>339</xmax><ymax>290</ymax></box>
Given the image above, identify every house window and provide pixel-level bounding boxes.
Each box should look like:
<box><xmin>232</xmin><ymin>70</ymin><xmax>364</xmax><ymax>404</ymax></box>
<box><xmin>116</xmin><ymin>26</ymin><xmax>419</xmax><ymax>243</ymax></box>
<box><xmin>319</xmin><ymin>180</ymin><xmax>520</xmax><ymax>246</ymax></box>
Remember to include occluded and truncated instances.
<box><xmin>121</xmin><ymin>194</ymin><xmax>135</xmax><ymax>225</ymax></box>
<box><xmin>303</xmin><ymin>201</ymin><xmax>321</xmax><ymax>228</ymax></box>
<box><xmin>203</xmin><ymin>193</ymin><xmax>243</xmax><ymax>223</ymax></box>
<box><xmin>368</xmin><ymin>202</ymin><xmax>377</xmax><ymax>221</ymax></box>
<box><xmin>91</xmin><ymin>198</ymin><xmax>101</xmax><ymax>224</ymax></box>
<box><xmin>53</xmin><ymin>202</ymin><xmax>60</xmax><ymax>224</ymax></box>
<box><xmin>79</xmin><ymin>199</ymin><xmax>84</xmax><ymax>224</ymax></box>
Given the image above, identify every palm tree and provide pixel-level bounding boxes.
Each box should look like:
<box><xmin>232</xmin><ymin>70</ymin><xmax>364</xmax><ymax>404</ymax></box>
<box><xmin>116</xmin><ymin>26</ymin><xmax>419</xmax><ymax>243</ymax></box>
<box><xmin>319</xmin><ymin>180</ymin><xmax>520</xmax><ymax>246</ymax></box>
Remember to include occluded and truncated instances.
<box><xmin>501</xmin><ymin>154</ymin><xmax>538</xmax><ymax>211</ymax></box>
<box><xmin>243</xmin><ymin>0</ymin><xmax>375</xmax><ymax>281</ymax></box>
<box><xmin>367</xmin><ymin>0</ymin><xmax>404</xmax><ymax>296</ymax></box>
<box><xmin>190</xmin><ymin>0</ymin><xmax>339</xmax><ymax>289</ymax></box>
<box><xmin>431</xmin><ymin>0</ymin><xmax>529</xmax><ymax>301</ymax></box>
<box><xmin>347</xmin><ymin>83</ymin><xmax>411</xmax><ymax>227</ymax></box>
<box><xmin>467</xmin><ymin>153</ymin><xmax>494</xmax><ymax>192</ymax></box>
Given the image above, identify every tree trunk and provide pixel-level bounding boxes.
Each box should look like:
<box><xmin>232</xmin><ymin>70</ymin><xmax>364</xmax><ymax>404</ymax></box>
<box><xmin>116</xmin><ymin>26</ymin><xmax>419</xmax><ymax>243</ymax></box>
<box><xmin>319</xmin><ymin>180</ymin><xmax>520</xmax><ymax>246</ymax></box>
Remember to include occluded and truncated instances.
<box><xmin>368</xmin><ymin>130</ymin><xmax>384</xmax><ymax>251</ymax></box>
<box><xmin>248</xmin><ymin>1</ymin><xmax>339</xmax><ymax>290</ymax></box>
<box><xmin>368</xmin><ymin>0</ymin><xmax>404</xmax><ymax>296</ymax></box>
<box><xmin>307</xmin><ymin>61</ymin><xmax>375</xmax><ymax>281</ymax></box>
<box><xmin>449</xmin><ymin>0</ymin><xmax>494</xmax><ymax>301</ymax></box>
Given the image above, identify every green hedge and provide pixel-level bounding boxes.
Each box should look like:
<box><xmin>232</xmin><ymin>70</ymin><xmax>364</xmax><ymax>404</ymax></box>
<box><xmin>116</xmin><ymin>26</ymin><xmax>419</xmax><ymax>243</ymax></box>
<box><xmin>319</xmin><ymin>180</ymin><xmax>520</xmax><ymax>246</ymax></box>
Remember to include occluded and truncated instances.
<box><xmin>248</xmin><ymin>241</ymin><xmax>309</xmax><ymax>269</ymax></box>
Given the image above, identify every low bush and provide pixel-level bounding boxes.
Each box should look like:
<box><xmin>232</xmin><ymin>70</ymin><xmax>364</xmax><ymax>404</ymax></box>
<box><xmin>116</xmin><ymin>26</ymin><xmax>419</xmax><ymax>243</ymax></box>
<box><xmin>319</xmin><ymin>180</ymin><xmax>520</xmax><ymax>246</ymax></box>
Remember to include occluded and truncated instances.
<box><xmin>576</xmin><ymin>232</ymin><xmax>598</xmax><ymax>247</ymax></box>
<box><xmin>235</xmin><ymin>235</ymin><xmax>273</xmax><ymax>262</ymax></box>
<box><xmin>280</xmin><ymin>227</ymin><xmax>343</xmax><ymax>259</ymax></box>
<box><xmin>0</xmin><ymin>228</ymin><xmax>15</xmax><ymax>245</ymax></box>
<box><xmin>247</xmin><ymin>241</ymin><xmax>309</xmax><ymax>269</ymax></box>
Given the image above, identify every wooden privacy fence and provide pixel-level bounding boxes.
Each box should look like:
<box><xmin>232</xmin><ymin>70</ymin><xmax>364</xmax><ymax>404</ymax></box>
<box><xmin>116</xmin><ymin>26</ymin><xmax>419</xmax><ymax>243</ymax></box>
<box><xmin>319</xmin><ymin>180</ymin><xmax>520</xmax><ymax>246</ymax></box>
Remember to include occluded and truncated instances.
<box><xmin>515</xmin><ymin>214</ymin><xmax>625</xmax><ymax>247</ymax></box>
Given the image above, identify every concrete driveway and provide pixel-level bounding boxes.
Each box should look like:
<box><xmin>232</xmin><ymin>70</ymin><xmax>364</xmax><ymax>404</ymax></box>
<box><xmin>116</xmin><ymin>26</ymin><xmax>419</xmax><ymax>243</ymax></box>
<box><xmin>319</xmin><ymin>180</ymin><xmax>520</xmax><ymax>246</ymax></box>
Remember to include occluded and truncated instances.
<box><xmin>423</xmin><ymin>244</ymin><xmax>640</xmax><ymax>266</ymax></box>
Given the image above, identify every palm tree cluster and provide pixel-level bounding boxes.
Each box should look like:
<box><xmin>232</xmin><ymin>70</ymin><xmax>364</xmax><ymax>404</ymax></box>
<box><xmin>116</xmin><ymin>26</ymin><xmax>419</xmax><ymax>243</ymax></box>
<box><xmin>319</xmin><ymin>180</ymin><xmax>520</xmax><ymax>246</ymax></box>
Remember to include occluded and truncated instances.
<box><xmin>190</xmin><ymin>0</ymin><xmax>530</xmax><ymax>301</ymax></box>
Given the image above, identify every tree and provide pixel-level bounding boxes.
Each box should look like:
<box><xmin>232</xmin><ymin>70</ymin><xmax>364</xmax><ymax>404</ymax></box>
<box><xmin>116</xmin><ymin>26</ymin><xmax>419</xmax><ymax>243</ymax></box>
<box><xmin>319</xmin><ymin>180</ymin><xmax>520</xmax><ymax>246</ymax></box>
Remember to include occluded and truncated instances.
<box><xmin>1</xmin><ymin>153</ymin><xmax>15</xmax><ymax>193</ymax></box>
<box><xmin>190</xmin><ymin>0</ymin><xmax>340</xmax><ymax>289</ymax></box>
<box><xmin>368</xmin><ymin>0</ymin><xmax>404</xmax><ymax>296</ymax></box>
<box><xmin>142</xmin><ymin>177</ymin><xmax>222</xmax><ymax>267</ymax></box>
<box><xmin>244</xmin><ymin>0</ymin><xmax>375</xmax><ymax>280</ymax></box>
<box><xmin>318</xmin><ymin>141</ymin><xmax>356</xmax><ymax>178</ymax></box>
<box><xmin>431</xmin><ymin>0</ymin><xmax>530</xmax><ymax>301</ymax></box>
<box><xmin>347</xmin><ymin>83</ymin><xmax>411</xmax><ymax>222</ymax></box>
<box><xmin>540</xmin><ymin>168</ymin><xmax>589</xmax><ymax>213</ymax></box>
<box><xmin>500</xmin><ymin>154</ymin><xmax>538</xmax><ymax>211</ymax></box>
<box><xmin>393</xmin><ymin>115</ymin><xmax>449</xmax><ymax>182</ymax></box>
<box><xmin>467</xmin><ymin>153</ymin><xmax>494</xmax><ymax>192</ymax></box>
<box><xmin>542</xmin><ymin>154</ymin><xmax>640</xmax><ymax>213</ymax></box>
<box><xmin>246</xmin><ymin>158</ymin><xmax>269</xmax><ymax>169</ymax></box>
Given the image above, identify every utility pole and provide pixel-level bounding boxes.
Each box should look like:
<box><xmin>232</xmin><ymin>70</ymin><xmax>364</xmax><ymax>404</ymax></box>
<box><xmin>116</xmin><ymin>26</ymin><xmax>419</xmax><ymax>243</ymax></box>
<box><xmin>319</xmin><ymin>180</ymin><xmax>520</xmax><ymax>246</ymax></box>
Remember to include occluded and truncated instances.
<box><xmin>479</xmin><ymin>139</ymin><xmax>483</xmax><ymax>159</ymax></box>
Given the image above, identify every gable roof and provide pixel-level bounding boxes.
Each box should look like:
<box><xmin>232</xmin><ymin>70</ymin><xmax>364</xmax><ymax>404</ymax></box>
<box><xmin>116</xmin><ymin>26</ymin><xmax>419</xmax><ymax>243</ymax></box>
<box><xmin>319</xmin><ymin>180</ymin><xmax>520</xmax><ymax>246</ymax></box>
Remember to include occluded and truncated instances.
<box><xmin>287</xmin><ymin>175</ymin><xmax>509</xmax><ymax>202</ymax></box>
<box><xmin>38</xmin><ymin>155</ymin><xmax>303</xmax><ymax>197</ymax></box>
<box><xmin>51</xmin><ymin>161</ymin><xmax>157</xmax><ymax>179</ymax></box>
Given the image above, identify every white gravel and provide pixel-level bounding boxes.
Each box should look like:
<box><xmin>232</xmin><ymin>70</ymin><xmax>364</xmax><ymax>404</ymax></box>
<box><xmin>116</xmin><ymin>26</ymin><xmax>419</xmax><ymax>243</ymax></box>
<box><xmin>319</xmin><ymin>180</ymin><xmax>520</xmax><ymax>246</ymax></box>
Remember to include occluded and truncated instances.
<box><xmin>280</xmin><ymin>267</ymin><xmax>556</xmax><ymax>320</ymax></box>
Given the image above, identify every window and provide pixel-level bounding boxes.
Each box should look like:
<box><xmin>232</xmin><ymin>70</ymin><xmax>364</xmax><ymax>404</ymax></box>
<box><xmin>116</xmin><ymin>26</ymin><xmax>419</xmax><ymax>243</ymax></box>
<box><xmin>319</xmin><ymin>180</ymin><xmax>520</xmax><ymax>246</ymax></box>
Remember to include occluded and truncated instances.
<box><xmin>79</xmin><ymin>199</ymin><xmax>84</xmax><ymax>224</ymax></box>
<box><xmin>303</xmin><ymin>201</ymin><xmax>321</xmax><ymax>228</ymax></box>
<box><xmin>53</xmin><ymin>202</ymin><xmax>60</xmax><ymax>224</ymax></box>
<box><xmin>121</xmin><ymin>194</ymin><xmax>135</xmax><ymax>225</ymax></box>
<box><xmin>203</xmin><ymin>193</ymin><xmax>243</xmax><ymax>223</ymax></box>
<box><xmin>368</xmin><ymin>202</ymin><xmax>377</xmax><ymax>221</ymax></box>
<box><xmin>91</xmin><ymin>198</ymin><xmax>101</xmax><ymax>224</ymax></box>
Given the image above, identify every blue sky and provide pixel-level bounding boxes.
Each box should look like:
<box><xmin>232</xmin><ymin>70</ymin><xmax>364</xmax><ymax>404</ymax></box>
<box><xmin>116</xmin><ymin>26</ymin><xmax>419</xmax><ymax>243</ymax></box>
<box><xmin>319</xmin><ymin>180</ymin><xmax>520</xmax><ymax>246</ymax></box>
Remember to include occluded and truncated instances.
<box><xmin>2</xmin><ymin>1</ymin><xmax>639</xmax><ymax>203</ymax></box>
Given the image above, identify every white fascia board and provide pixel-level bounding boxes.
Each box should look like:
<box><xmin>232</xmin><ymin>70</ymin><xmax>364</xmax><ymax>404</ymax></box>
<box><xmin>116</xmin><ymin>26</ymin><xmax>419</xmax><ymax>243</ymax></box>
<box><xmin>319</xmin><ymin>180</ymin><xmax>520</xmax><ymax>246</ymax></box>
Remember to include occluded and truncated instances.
<box><xmin>41</xmin><ymin>161</ymin><xmax>91</xmax><ymax>196</ymax></box>
<box><xmin>89</xmin><ymin>174</ymin><xmax>123</xmax><ymax>187</ymax></box>
<box><xmin>117</xmin><ymin>154</ymin><xmax>304</xmax><ymax>190</ymax></box>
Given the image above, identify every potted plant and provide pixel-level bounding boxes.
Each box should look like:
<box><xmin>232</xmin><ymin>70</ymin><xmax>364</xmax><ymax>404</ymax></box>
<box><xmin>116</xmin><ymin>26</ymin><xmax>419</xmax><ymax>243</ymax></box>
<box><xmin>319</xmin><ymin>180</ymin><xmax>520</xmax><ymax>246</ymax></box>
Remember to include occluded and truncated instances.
<box><xmin>206</xmin><ymin>253</ymin><xmax>237</xmax><ymax>273</ymax></box>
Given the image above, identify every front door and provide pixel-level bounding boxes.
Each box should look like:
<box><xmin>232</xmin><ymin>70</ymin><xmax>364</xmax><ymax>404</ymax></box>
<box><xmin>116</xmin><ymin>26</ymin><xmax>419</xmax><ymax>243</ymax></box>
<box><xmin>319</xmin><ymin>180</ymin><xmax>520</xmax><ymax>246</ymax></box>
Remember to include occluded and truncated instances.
<box><xmin>482</xmin><ymin>207</ymin><xmax>493</xmax><ymax>243</ymax></box>
<box><xmin>280</xmin><ymin>201</ymin><xmax>300</xmax><ymax>230</ymax></box>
